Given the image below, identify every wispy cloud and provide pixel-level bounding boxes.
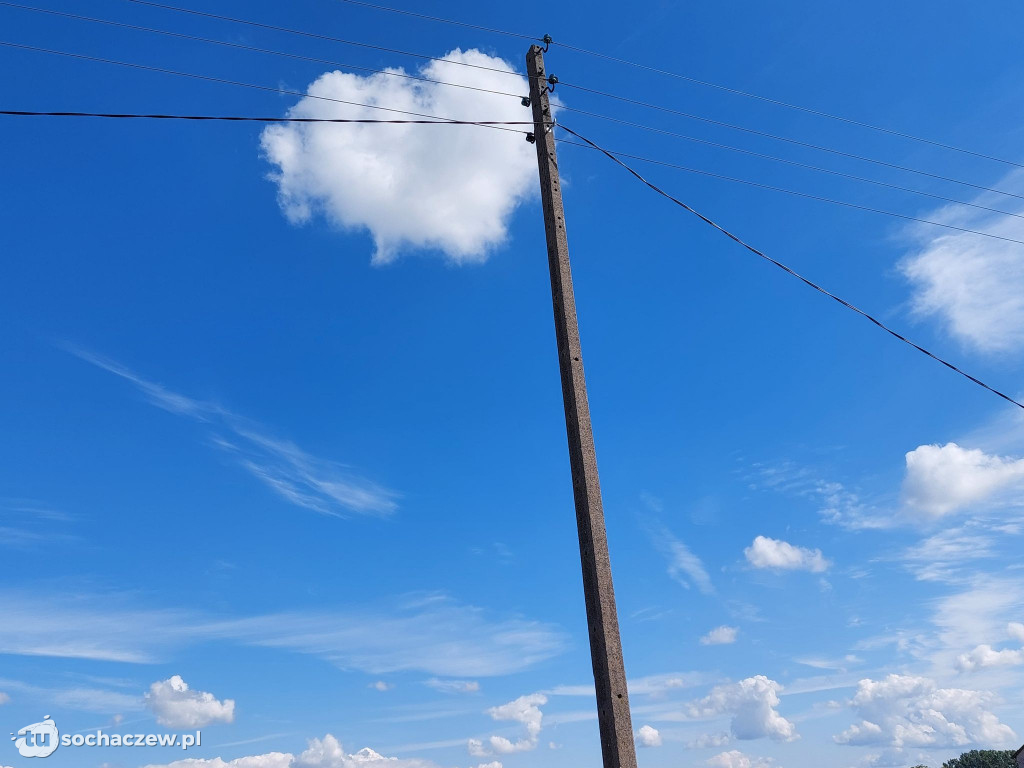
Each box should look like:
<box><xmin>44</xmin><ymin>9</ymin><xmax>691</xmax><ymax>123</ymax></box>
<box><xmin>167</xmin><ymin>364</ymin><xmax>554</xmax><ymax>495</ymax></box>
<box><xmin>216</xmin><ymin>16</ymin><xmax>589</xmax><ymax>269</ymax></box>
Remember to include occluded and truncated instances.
<box><xmin>746</xmin><ymin>462</ymin><xmax>893</xmax><ymax>530</ymax></box>
<box><xmin>0</xmin><ymin>676</ymin><xmax>143</xmax><ymax>714</ymax></box>
<box><xmin>794</xmin><ymin>654</ymin><xmax>862</xmax><ymax>672</ymax></box>
<box><xmin>645</xmin><ymin>521</ymin><xmax>714</xmax><ymax>595</ymax></box>
<box><xmin>898</xmin><ymin>526</ymin><xmax>996</xmax><ymax>583</ymax></box>
<box><xmin>900</xmin><ymin>170</ymin><xmax>1024</xmax><ymax>354</ymax></box>
<box><xmin>65</xmin><ymin>346</ymin><xmax>398</xmax><ymax>517</ymax></box>
<box><xmin>0</xmin><ymin>589</ymin><xmax>566</xmax><ymax>678</ymax></box>
<box><xmin>0</xmin><ymin>498</ymin><xmax>77</xmax><ymax>549</ymax></box>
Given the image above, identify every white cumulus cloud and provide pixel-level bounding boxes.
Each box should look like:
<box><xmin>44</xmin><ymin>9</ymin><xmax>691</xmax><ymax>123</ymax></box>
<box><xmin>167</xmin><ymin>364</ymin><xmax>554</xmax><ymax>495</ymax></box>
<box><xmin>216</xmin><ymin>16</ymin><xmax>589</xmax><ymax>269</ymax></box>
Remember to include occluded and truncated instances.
<box><xmin>470</xmin><ymin>693</ymin><xmax>547</xmax><ymax>756</ymax></box>
<box><xmin>833</xmin><ymin>674</ymin><xmax>1016</xmax><ymax>748</ymax></box>
<box><xmin>902</xmin><ymin>442</ymin><xmax>1024</xmax><ymax>518</ymax></box>
<box><xmin>900</xmin><ymin>174</ymin><xmax>1024</xmax><ymax>354</ymax></box>
<box><xmin>144</xmin><ymin>676</ymin><xmax>234</xmax><ymax>728</ymax></box>
<box><xmin>744</xmin><ymin>536</ymin><xmax>829</xmax><ymax>573</ymax></box>
<box><xmin>636</xmin><ymin>725</ymin><xmax>662</xmax><ymax>747</ymax></box>
<box><xmin>142</xmin><ymin>734</ymin><xmax>438</xmax><ymax>768</ymax></box>
<box><xmin>701</xmin><ymin>626</ymin><xmax>739</xmax><ymax>645</ymax></box>
<box><xmin>706</xmin><ymin>750</ymin><xmax>776</xmax><ymax>768</ymax></box>
<box><xmin>261</xmin><ymin>50</ymin><xmax>537</xmax><ymax>264</ymax></box>
<box><xmin>687</xmin><ymin>676</ymin><xmax>797</xmax><ymax>742</ymax></box>
<box><xmin>955</xmin><ymin>644</ymin><xmax>1024</xmax><ymax>672</ymax></box>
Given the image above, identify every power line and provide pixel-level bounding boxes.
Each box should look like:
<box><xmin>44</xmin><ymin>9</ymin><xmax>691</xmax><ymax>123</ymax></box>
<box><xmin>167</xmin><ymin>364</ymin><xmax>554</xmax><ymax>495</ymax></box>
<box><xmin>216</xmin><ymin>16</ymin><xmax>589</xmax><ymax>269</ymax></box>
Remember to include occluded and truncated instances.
<box><xmin>556</xmin><ymin>137</ymin><xmax>1024</xmax><ymax>243</ymax></box>
<box><xmin>0</xmin><ymin>41</ymin><xmax>534</xmax><ymax>135</ymax></box>
<box><xmin>0</xmin><ymin>109</ymin><xmax>535</xmax><ymax>128</ymax></box>
<box><xmin>554</xmin><ymin>107</ymin><xmax>1024</xmax><ymax>219</ymax></box>
<box><xmin>555</xmin><ymin>91</ymin><xmax>1024</xmax><ymax>203</ymax></box>
<box><xmin>96</xmin><ymin>0</ymin><xmax>1022</xmax><ymax>200</ymax></box>
<box><xmin>0</xmin><ymin>2</ymin><xmax>528</xmax><ymax>100</ymax></box>
<box><xmin>311</xmin><ymin>0</ymin><xmax>1023</xmax><ymax>168</ymax></box>
<box><xmin>557</xmin><ymin>123</ymin><xmax>1024</xmax><ymax>412</ymax></box>
<box><xmin>120</xmin><ymin>0</ymin><xmax>535</xmax><ymax>80</ymax></box>
<box><xmin>335</xmin><ymin>0</ymin><xmax>538</xmax><ymax>41</ymax></box>
<box><xmin>553</xmin><ymin>44</ymin><xmax>1023</xmax><ymax>169</ymax></box>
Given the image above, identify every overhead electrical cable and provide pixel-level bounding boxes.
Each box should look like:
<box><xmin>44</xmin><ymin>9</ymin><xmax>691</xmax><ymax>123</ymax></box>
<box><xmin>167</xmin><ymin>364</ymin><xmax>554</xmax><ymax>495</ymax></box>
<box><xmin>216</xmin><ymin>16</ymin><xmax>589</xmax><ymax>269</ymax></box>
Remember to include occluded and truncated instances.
<box><xmin>334</xmin><ymin>0</ymin><xmax>539</xmax><ymax>41</ymax></box>
<box><xmin>0</xmin><ymin>2</ymin><xmax>528</xmax><ymax>100</ymax></box>
<box><xmin>555</xmin><ymin>136</ymin><xmax>1024</xmax><ymax>245</ymax></box>
<box><xmin>552</xmin><ymin>45</ymin><xmax>1022</xmax><ymax>168</ymax></box>
<box><xmin>557</xmin><ymin>124</ymin><xmax>1024</xmax><ymax>412</ymax></box>
<box><xmin>554</xmin><ymin>108</ymin><xmax>1024</xmax><ymax>218</ymax></box>
<box><xmin>316</xmin><ymin>0</ymin><xmax>1022</xmax><ymax>167</ymax></box>
<box><xmin>98</xmin><ymin>0</ymin><xmax>1022</xmax><ymax>194</ymax></box>
<box><xmin>0</xmin><ymin>41</ymin><xmax>538</xmax><ymax>135</ymax></box>
<box><xmin>119</xmin><ymin>0</ymin><xmax>536</xmax><ymax>80</ymax></box>
<box><xmin>16</xmin><ymin>0</ymin><xmax>1011</xmax><ymax>212</ymax></box>
<box><xmin>0</xmin><ymin>109</ymin><xmax>534</xmax><ymax>127</ymax></box>
<box><xmin>555</xmin><ymin>95</ymin><xmax>1024</xmax><ymax>202</ymax></box>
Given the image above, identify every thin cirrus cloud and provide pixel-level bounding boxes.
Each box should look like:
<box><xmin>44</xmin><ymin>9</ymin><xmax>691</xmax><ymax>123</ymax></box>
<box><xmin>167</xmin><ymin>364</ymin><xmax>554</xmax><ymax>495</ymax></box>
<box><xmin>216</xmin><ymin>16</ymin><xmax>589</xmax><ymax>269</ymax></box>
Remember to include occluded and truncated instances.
<box><xmin>0</xmin><ymin>589</ymin><xmax>567</xmax><ymax>679</ymax></box>
<box><xmin>0</xmin><ymin>675</ymin><xmax>142</xmax><ymax>715</ymax></box>
<box><xmin>900</xmin><ymin>169</ymin><xmax>1024</xmax><ymax>355</ymax></box>
<box><xmin>261</xmin><ymin>49</ymin><xmax>538</xmax><ymax>265</ymax></box>
<box><xmin>66</xmin><ymin>346</ymin><xmax>398</xmax><ymax>518</ymax></box>
<box><xmin>647</xmin><ymin>522</ymin><xmax>715</xmax><ymax>595</ymax></box>
<box><xmin>899</xmin><ymin>527</ymin><xmax>996</xmax><ymax>583</ymax></box>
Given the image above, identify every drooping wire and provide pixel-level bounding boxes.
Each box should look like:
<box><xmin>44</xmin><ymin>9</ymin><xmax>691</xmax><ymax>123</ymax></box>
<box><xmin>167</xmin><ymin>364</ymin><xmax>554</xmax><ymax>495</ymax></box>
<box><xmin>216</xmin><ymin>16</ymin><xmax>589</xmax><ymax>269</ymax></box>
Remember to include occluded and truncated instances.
<box><xmin>0</xmin><ymin>2</ymin><xmax>528</xmax><ymax>100</ymax></box>
<box><xmin>555</xmin><ymin>137</ymin><xmax>1024</xmax><ymax>244</ymax></box>
<box><xmin>555</xmin><ymin>94</ymin><xmax>1024</xmax><ymax>202</ymax></box>
<box><xmin>0</xmin><ymin>42</ymin><xmax>532</xmax><ymax>135</ymax></box>
<box><xmin>556</xmin><ymin>123</ymin><xmax>1024</xmax><ymax>412</ymax></box>
<box><xmin>0</xmin><ymin>110</ymin><xmax>536</xmax><ymax>129</ymax></box>
<box><xmin>119</xmin><ymin>0</ymin><xmax>537</xmax><ymax>80</ymax></box>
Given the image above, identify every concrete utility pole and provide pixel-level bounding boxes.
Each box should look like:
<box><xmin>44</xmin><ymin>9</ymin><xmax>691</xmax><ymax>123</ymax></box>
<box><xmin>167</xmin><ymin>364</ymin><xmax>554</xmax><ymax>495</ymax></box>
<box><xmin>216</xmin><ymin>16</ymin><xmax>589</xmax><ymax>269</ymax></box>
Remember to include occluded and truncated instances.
<box><xmin>526</xmin><ymin>44</ymin><xmax>639</xmax><ymax>768</ymax></box>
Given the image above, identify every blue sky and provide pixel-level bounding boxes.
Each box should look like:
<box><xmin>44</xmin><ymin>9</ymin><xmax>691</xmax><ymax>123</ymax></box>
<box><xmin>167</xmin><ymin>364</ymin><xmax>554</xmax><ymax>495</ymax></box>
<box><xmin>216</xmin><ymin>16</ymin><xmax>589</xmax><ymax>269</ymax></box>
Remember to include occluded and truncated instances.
<box><xmin>2</xmin><ymin>1</ymin><xmax>1024</xmax><ymax>767</ymax></box>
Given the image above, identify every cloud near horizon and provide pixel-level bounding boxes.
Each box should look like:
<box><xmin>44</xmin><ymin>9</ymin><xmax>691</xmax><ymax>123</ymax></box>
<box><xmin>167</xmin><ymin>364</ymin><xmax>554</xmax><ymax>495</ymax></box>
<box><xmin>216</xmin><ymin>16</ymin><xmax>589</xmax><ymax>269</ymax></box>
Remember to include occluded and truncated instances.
<box><xmin>142</xmin><ymin>734</ymin><xmax>437</xmax><ymax>768</ymax></box>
